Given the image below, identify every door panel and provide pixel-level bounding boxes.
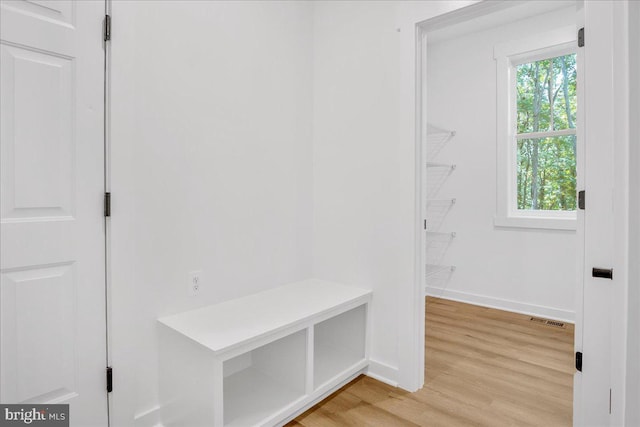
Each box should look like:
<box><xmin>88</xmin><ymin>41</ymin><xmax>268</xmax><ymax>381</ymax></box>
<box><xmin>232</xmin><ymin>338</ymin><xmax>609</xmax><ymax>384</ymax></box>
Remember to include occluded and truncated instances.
<box><xmin>578</xmin><ymin>1</ymin><xmax>615</xmax><ymax>425</ymax></box>
<box><xmin>1</xmin><ymin>44</ymin><xmax>74</xmax><ymax>219</ymax></box>
<box><xmin>3</xmin><ymin>263</ymin><xmax>76</xmax><ymax>403</ymax></box>
<box><xmin>0</xmin><ymin>0</ymin><xmax>107</xmax><ymax>425</ymax></box>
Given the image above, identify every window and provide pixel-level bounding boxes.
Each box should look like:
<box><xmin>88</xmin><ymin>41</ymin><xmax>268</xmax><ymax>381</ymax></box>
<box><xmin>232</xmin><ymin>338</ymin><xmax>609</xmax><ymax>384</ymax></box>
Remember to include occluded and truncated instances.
<box><xmin>516</xmin><ymin>54</ymin><xmax>577</xmax><ymax>211</ymax></box>
<box><xmin>495</xmin><ymin>27</ymin><xmax>578</xmax><ymax>230</ymax></box>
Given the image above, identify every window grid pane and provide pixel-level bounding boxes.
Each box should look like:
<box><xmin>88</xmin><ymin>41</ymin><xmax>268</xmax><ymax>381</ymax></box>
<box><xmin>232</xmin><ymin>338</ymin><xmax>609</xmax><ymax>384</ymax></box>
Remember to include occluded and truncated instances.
<box><xmin>516</xmin><ymin>54</ymin><xmax>577</xmax><ymax>134</ymax></box>
<box><xmin>517</xmin><ymin>136</ymin><xmax>577</xmax><ymax>211</ymax></box>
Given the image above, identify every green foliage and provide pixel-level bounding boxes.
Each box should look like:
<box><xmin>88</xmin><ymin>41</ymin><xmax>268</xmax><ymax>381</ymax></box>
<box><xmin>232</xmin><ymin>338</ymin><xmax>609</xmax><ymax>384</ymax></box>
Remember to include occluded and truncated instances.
<box><xmin>516</xmin><ymin>54</ymin><xmax>577</xmax><ymax>211</ymax></box>
<box><xmin>517</xmin><ymin>136</ymin><xmax>576</xmax><ymax>210</ymax></box>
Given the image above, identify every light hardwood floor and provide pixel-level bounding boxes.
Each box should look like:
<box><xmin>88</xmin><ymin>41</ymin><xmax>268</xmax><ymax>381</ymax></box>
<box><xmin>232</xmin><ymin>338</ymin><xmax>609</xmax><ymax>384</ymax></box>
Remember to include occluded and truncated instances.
<box><xmin>288</xmin><ymin>297</ymin><xmax>574</xmax><ymax>426</ymax></box>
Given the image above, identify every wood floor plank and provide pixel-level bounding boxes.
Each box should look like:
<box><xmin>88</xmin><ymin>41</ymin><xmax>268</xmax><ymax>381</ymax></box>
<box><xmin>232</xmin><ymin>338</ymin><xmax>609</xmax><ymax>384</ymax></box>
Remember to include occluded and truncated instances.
<box><xmin>288</xmin><ymin>297</ymin><xmax>574</xmax><ymax>426</ymax></box>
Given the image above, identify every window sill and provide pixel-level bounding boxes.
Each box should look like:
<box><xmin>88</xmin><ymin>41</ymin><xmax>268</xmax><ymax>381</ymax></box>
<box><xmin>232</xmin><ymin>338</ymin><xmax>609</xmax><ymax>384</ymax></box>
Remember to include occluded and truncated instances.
<box><xmin>494</xmin><ymin>215</ymin><xmax>577</xmax><ymax>231</ymax></box>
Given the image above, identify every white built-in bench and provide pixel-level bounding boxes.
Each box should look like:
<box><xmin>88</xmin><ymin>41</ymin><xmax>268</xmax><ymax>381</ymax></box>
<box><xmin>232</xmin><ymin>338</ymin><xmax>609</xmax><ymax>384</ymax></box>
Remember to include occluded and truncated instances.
<box><xmin>157</xmin><ymin>279</ymin><xmax>372</xmax><ymax>427</ymax></box>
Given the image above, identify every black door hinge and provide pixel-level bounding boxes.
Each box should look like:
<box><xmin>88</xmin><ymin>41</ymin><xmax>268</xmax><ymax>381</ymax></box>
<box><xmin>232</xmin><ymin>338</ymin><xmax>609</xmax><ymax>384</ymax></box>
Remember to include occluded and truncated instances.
<box><xmin>104</xmin><ymin>192</ymin><xmax>111</xmax><ymax>217</ymax></box>
<box><xmin>103</xmin><ymin>15</ymin><xmax>111</xmax><ymax>42</ymax></box>
<box><xmin>106</xmin><ymin>366</ymin><xmax>113</xmax><ymax>393</ymax></box>
<box><xmin>578</xmin><ymin>190</ymin><xmax>585</xmax><ymax>210</ymax></box>
<box><xmin>578</xmin><ymin>27</ymin><xmax>585</xmax><ymax>47</ymax></box>
<box><xmin>424</xmin><ymin>219</ymin><xmax>427</xmax><ymax>230</ymax></box>
<box><xmin>575</xmin><ymin>352</ymin><xmax>582</xmax><ymax>372</ymax></box>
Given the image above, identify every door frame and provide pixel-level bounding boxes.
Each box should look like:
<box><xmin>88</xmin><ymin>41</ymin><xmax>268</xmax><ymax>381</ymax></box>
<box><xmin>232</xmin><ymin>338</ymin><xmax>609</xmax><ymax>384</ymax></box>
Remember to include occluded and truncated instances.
<box><xmin>103</xmin><ymin>0</ymin><xmax>113</xmax><ymax>423</ymax></box>
<box><xmin>412</xmin><ymin>1</ymin><xmax>631</xmax><ymax>424</ymax></box>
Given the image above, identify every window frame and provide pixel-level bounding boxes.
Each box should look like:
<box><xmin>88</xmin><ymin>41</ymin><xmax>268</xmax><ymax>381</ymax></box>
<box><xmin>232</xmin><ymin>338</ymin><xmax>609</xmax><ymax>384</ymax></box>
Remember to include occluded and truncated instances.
<box><xmin>494</xmin><ymin>26</ymin><xmax>578</xmax><ymax>230</ymax></box>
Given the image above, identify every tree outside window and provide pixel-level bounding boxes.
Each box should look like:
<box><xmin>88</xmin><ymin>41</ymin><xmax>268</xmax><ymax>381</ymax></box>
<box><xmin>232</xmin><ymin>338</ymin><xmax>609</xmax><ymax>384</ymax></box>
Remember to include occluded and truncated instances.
<box><xmin>516</xmin><ymin>54</ymin><xmax>577</xmax><ymax>211</ymax></box>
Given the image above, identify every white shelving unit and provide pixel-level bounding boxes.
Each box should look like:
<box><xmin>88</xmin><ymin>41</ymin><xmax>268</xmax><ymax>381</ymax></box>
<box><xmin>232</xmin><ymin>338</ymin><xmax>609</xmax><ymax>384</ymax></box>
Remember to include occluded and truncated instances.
<box><xmin>426</xmin><ymin>162</ymin><xmax>456</xmax><ymax>199</ymax></box>
<box><xmin>426</xmin><ymin>124</ymin><xmax>456</xmax><ymax>159</ymax></box>
<box><xmin>425</xmin><ymin>264</ymin><xmax>456</xmax><ymax>278</ymax></box>
<box><xmin>425</xmin><ymin>124</ymin><xmax>456</xmax><ymax>290</ymax></box>
<box><xmin>426</xmin><ymin>231</ymin><xmax>456</xmax><ymax>266</ymax></box>
<box><xmin>425</xmin><ymin>198</ymin><xmax>456</xmax><ymax>232</ymax></box>
<box><xmin>157</xmin><ymin>279</ymin><xmax>372</xmax><ymax>427</ymax></box>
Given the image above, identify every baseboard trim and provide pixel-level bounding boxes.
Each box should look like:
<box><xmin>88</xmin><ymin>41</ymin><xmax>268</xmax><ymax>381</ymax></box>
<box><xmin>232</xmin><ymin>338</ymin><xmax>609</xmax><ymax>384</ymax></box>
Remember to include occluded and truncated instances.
<box><xmin>134</xmin><ymin>404</ymin><xmax>163</xmax><ymax>427</ymax></box>
<box><xmin>425</xmin><ymin>287</ymin><xmax>575</xmax><ymax>323</ymax></box>
<box><xmin>365</xmin><ymin>359</ymin><xmax>399</xmax><ymax>387</ymax></box>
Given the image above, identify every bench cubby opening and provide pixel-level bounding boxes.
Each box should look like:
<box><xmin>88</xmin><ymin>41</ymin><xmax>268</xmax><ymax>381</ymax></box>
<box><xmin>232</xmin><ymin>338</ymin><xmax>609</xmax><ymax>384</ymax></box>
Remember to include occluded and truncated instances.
<box><xmin>223</xmin><ymin>330</ymin><xmax>307</xmax><ymax>427</ymax></box>
<box><xmin>313</xmin><ymin>304</ymin><xmax>367</xmax><ymax>389</ymax></box>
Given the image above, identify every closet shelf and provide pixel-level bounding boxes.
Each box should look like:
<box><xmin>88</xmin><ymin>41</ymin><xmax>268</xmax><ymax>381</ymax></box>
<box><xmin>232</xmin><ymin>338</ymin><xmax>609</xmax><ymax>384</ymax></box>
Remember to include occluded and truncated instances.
<box><xmin>427</xmin><ymin>162</ymin><xmax>456</xmax><ymax>169</ymax></box>
<box><xmin>426</xmin><ymin>231</ymin><xmax>456</xmax><ymax>265</ymax></box>
<box><xmin>425</xmin><ymin>264</ymin><xmax>456</xmax><ymax>278</ymax></box>
<box><xmin>427</xmin><ymin>124</ymin><xmax>456</xmax><ymax>138</ymax></box>
<box><xmin>425</xmin><ymin>198</ymin><xmax>456</xmax><ymax>231</ymax></box>
<box><xmin>426</xmin><ymin>163</ymin><xmax>456</xmax><ymax>199</ymax></box>
<box><xmin>426</xmin><ymin>231</ymin><xmax>456</xmax><ymax>238</ymax></box>
<box><xmin>426</xmin><ymin>124</ymin><xmax>456</xmax><ymax>159</ymax></box>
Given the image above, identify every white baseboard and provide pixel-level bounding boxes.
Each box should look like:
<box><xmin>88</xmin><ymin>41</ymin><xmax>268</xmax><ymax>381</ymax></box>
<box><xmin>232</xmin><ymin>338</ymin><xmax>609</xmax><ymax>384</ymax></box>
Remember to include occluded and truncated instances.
<box><xmin>134</xmin><ymin>404</ymin><xmax>163</xmax><ymax>427</ymax></box>
<box><xmin>365</xmin><ymin>359</ymin><xmax>399</xmax><ymax>387</ymax></box>
<box><xmin>425</xmin><ymin>286</ymin><xmax>575</xmax><ymax>323</ymax></box>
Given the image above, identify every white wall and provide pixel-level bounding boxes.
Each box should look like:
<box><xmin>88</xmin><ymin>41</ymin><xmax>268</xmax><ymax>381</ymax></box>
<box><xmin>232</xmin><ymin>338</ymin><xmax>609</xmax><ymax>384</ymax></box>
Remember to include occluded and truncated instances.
<box><xmin>425</xmin><ymin>7</ymin><xmax>577</xmax><ymax>321</ymax></box>
<box><xmin>312</xmin><ymin>0</ymin><xmax>478</xmax><ymax>388</ymax></box>
<box><xmin>110</xmin><ymin>1</ymin><xmax>314</xmax><ymax>424</ymax></box>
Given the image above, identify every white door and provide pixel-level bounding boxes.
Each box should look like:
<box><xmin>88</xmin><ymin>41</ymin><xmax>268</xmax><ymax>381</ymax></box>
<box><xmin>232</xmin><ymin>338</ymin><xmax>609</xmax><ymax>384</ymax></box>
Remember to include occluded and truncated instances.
<box><xmin>0</xmin><ymin>1</ymin><xmax>108</xmax><ymax>426</ymax></box>
<box><xmin>575</xmin><ymin>1</ymin><xmax>616</xmax><ymax>425</ymax></box>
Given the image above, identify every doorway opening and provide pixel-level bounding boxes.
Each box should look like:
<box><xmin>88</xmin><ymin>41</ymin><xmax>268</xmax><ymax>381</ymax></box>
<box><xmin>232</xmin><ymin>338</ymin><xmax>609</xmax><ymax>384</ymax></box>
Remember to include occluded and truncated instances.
<box><xmin>419</xmin><ymin>1</ymin><xmax>581</xmax><ymax>424</ymax></box>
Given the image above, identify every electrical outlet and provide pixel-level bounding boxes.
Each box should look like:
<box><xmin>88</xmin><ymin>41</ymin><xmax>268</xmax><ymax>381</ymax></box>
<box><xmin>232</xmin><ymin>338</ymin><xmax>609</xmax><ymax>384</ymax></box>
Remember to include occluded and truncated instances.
<box><xmin>188</xmin><ymin>270</ymin><xmax>202</xmax><ymax>296</ymax></box>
